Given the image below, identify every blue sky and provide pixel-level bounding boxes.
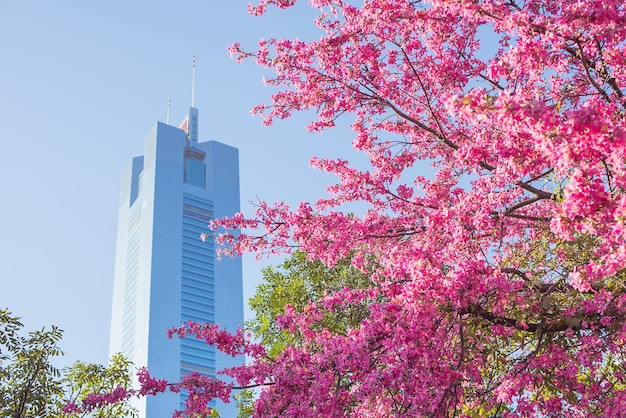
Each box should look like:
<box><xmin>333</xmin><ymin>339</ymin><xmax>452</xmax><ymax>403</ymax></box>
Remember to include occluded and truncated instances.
<box><xmin>0</xmin><ymin>1</ymin><xmax>361</xmax><ymax>367</ymax></box>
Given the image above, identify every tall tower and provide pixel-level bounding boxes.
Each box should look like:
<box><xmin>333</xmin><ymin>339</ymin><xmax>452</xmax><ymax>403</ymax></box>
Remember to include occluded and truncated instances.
<box><xmin>109</xmin><ymin>101</ymin><xmax>244</xmax><ymax>417</ymax></box>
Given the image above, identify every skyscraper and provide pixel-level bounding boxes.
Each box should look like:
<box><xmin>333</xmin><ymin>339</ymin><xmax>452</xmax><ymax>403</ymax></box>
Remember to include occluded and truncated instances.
<box><xmin>109</xmin><ymin>104</ymin><xmax>244</xmax><ymax>417</ymax></box>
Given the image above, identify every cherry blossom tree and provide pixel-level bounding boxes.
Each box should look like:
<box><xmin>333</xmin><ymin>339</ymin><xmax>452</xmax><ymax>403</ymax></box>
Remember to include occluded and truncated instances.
<box><xmin>73</xmin><ymin>0</ymin><xmax>626</xmax><ymax>416</ymax></box>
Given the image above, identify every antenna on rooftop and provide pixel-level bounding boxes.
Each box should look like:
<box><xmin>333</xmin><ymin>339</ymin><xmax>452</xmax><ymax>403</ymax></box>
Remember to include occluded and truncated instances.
<box><xmin>191</xmin><ymin>55</ymin><xmax>196</xmax><ymax>108</ymax></box>
<box><xmin>187</xmin><ymin>55</ymin><xmax>199</xmax><ymax>148</ymax></box>
<box><xmin>167</xmin><ymin>94</ymin><xmax>171</xmax><ymax>124</ymax></box>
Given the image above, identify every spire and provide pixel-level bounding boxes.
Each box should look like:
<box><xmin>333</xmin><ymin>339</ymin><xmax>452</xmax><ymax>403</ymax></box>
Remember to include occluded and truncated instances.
<box><xmin>188</xmin><ymin>55</ymin><xmax>199</xmax><ymax>148</ymax></box>
<box><xmin>167</xmin><ymin>94</ymin><xmax>171</xmax><ymax>125</ymax></box>
<box><xmin>191</xmin><ymin>55</ymin><xmax>196</xmax><ymax>108</ymax></box>
<box><xmin>174</xmin><ymin>57</ymin><xmax>199</xmax><ymax>147</ymax></box>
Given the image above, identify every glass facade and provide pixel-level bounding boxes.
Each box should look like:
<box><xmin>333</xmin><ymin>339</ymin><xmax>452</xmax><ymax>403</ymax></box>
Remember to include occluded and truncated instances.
<box><xmin>181</xmin><ymin>194</ymin><xmax>215</xmax><ymax>377</ymax></box>
<box><xmin>109</xmin><ymin>108</ymin><xmax>243</xmax><ymax>418</ymax></box>
<box><xmin>184</xmin><ymin>158</ymin><xmax>206</xmax><ymax>188</ymax></box>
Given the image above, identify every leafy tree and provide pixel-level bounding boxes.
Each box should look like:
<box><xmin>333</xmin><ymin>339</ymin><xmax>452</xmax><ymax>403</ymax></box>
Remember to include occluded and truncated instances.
<box><xmin>81</xmin><ymin>0</ymin><xmax>626</xmax><ymax>416</ymax></box>
<box><xmin>233</xmin><ymin>251</ymin><xmax>373</xmax><ymax>417</ymax></box>
<box><xmin>0</xmin><ymin>309</ymin><xmax>64</xmax><ymax>417</ymax></box>
<box><xmin>59</xmin><ymin>353</ymin><xmax>136</xmax><ymax>418</ymax></box>
<box><xmin>248</xmin><ymin>251</ymin><xmax>372</xmax><ymax>358</ymax></box>
<box><xmin>233</xmin><ymin>389</ymin><xmax>255</xmax><ymax>418</ymax></box>
<box><xmin>0</xmin><ymin>309</ymin><xmax>135</xmax><ymax>417</ymax></box>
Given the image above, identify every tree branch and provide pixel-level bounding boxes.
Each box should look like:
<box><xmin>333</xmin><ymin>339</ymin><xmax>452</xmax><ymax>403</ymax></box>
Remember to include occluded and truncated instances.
<box><xmin>460</xmin><ymin>304</ymin><xmax>623</xmax><ymax>333</ymax></box>
<box><xmin>232</xmin><ymin>381</ymin><xmax>276</xmax><ymax>390</ymax></box>
<box><xmin>504</xmin><ymin>196</ymin><xmax>543</xmax><ymax>216</ymax></box>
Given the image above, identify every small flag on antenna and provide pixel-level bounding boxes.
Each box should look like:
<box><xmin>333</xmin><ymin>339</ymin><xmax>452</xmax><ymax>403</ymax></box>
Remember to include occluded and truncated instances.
<box><xmin>179</xmin><ymin>115</ymin><xmax>189</xmax><ymax>135</ymax></box>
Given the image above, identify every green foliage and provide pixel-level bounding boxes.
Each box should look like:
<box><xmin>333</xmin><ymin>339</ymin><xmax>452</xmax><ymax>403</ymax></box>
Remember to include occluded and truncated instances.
<box><xmin>234</xmin><ymin>389</ymin><xmax>255</xmax><ymax>418</ymax></box>
<box><xmin>0</xmin><ymin>309</ymin><xmax>135</xmax><ymax>417</ymax></box>
<box><xmin>0</xmin><ymin>308</ymin><xmax>65</xmax><ymax>417</ymax></box>
<box><xmin>236</xmin><ymin>251</ymin><xmax>374</xmax><ymax>416</ymax></box>
<box><xmin>59</xmin><ymin>352</ymin><xmax>137</xmax><ymax>417</ymax></box>
<box><xmin>232</xmin><ymin>251</ymin><xmax>369</xmax><ymax>413</ymax></box>
<box><xmin>0</xmin><ymin>309</ymin><xmax>24</xmax><ymax>357</ymax></box>
<box><xmin>247</xmin><ymin>251</ymin><xmax>372</xmax><ymax>358</ymax></box>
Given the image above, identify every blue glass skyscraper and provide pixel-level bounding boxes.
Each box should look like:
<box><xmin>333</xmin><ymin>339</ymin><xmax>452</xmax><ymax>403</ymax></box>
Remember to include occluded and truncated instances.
<box><xmin>109</xmin><ymin>105</ymin><xmax>244</xmax><ymax>417</ymax></box>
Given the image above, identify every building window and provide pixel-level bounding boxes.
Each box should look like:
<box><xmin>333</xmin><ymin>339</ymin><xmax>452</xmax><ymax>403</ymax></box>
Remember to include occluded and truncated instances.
<box><xmin>184</xmin><ymin>158</ymin><xmax>206</xmax><ymax>188</ymax></box>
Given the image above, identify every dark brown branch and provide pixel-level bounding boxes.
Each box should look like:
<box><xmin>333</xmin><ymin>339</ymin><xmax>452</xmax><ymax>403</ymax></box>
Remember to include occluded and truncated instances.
<box><xmin>504</xmin><ymin>196</ymin><xmax>543</xmax><ymax>216</ymax></box>
<box><xmin>500</xmin><ymin>268</ymin><xmax>569</xmax><ymax>293</ymax></box>
<box><xmin>16</xmin><ymin>356</ymin><xmax>45</xmax><ymax>418</ymax></box>
<box><xmin>478</xmin><ymin>72</ymin><xmax>506</xmax><ymax>90</ymax></box>
<box><xmin>382</xmin><ymin>96</ymin><xmax>557</xmax><ymax>201</ymax></box>
<box><xmin>461</xmin><ymin>304</ymin><xmax>624</xmax><ymax>333</ymax></box>
<box><xmin>381</xmin><ymin>97</ymin><xmax>450</xmax><ymax>143</ymax></box>
<box><xmin>361</xmin><ymin>227</ymin><xmax>425</xmax><ymax>240</ymax></box>
<box><xmin>397</xmin><ymin>44</ymin><xmax>450</xmax><ymax>145</ymax></box>
<box><xmin>513</xmin><ymin>182</ymin><xmax>554</xmax><ymax>200</ymax></box>
<box><xmin>457</xmin><ymin>316</ymin><xmax>464</xmax><ymax>369</ymax></box>
<box><xmin>593</xmin><ymin>36</ymin><xmax>624</xmax><ymax>100</ymax></box>
<box><xmin>482</xmin><ymin>1</ymin><xmax>624</xmax><ymax>105</ymax></box>
<box><xmin>506</xmin><ymin>213</ymin><xmax>551</xmax><ymax>222</ymax></box>
<box><xmin>232</xmin><ymin>381</ymin><xmax>276</xmax><ymax>390</ymax></box>
<box><xmin>524</xmin><ymin>168</ymin><xmax>554</xmax><ymax>184</ymax></box>
<box><xmin>501</xmin><ymin>267</ymin><xmax>530</xmax><ymax>280</ymax></box>
<box><xmin>570</xmin><ymin>43</ymin><xmax>611</xmax><ymax>103</ymax></box>
<box><xmin>460</xmin><ymin>305</ymin><xmax>550</xmax><ymax>332</ymax></box>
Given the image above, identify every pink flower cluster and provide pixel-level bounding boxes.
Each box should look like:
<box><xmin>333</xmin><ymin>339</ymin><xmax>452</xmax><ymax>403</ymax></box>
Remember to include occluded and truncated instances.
<box><xmin>62</xmin><ymin>385</ymin><xmax>129</xmax><ymax>414</ymax></box>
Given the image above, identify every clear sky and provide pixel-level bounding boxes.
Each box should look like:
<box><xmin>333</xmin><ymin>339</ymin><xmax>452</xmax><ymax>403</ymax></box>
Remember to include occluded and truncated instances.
<box><xmin>0</xmin><ymin>1</ymin><xmax>361</xmax><ymax>367</ymax></box>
